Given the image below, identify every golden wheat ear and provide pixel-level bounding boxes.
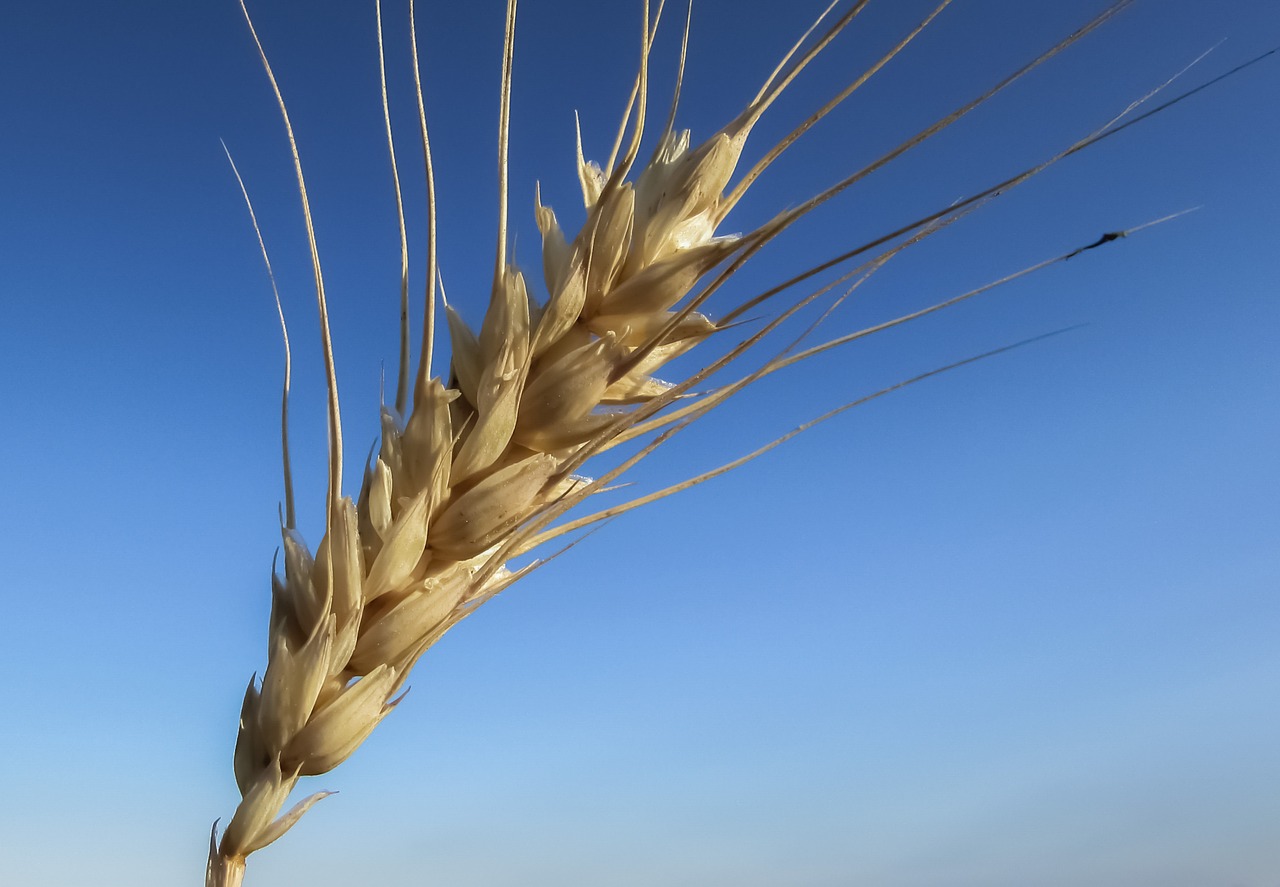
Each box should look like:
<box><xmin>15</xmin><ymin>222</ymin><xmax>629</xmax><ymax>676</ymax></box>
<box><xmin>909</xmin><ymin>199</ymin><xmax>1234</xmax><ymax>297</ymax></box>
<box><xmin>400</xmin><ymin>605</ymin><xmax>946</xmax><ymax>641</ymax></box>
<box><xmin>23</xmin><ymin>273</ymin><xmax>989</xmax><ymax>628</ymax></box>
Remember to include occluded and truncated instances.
<box><xmin>208</xmin><ymin>0</ymin><xmax>1275</xmax><ymax>882</ymax></box>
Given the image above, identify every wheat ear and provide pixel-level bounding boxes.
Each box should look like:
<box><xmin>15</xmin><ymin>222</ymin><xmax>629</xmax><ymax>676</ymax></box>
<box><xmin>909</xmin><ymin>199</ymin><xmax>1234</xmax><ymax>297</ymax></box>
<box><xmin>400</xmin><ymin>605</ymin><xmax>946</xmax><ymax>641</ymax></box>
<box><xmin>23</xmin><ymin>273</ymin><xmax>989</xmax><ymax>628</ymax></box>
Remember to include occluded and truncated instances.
<box><xmin>206</xmin><ymin>1</ymin><xmax>1273</xmax><ymax>884</ymax></box>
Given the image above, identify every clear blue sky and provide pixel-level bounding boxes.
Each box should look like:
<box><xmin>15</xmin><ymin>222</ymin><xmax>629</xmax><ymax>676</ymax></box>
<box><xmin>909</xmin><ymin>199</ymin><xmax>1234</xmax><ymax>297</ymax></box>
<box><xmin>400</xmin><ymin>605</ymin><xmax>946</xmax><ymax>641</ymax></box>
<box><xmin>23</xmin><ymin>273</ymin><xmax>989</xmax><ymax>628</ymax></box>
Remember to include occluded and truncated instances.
<box><xmin>1</xmin><ymin>1</ymin><xmax>1277</xmax><ymax>885</ymax></box>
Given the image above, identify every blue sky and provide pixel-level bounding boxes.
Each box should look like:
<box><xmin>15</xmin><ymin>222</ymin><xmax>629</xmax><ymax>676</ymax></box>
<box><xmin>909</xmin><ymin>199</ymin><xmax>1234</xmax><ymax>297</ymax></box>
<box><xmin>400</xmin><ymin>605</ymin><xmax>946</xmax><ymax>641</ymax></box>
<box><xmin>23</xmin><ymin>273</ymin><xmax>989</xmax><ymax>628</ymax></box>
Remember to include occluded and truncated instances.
<box><xmin>1</xmin><ymin>1</ymin><xmax>1277</xmax><ymax>885</ymax></box>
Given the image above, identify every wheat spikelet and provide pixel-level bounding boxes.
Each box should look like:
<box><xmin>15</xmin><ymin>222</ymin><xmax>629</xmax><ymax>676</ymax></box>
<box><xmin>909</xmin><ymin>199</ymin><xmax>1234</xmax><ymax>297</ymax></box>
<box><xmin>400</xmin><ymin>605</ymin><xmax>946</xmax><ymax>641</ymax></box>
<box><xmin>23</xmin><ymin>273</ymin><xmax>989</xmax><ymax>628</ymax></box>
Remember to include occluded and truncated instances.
<box><xmin>204</xmin><ymin>1</ymin><xmax>1271</xmax><ymax>883</ymax></box>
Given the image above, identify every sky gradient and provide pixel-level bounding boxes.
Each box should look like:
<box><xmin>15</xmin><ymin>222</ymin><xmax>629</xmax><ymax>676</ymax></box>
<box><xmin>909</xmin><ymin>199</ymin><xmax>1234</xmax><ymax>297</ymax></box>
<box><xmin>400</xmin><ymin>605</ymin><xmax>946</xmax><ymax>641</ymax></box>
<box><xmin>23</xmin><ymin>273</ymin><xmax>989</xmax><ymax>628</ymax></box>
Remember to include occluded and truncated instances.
<box><xmin>2</xmin><ymin>1</ymin><xmax>1278</xmax><ymax>885</ymax></box>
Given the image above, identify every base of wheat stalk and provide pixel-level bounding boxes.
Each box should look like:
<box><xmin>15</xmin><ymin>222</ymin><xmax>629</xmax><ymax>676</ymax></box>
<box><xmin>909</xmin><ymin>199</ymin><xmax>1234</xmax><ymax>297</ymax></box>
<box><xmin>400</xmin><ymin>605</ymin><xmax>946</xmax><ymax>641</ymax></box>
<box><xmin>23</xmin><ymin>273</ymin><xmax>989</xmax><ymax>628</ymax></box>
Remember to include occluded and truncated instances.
<box><xmin>204</xmin><ymin>0</ymin><xmax>1273</xmax><ymax>882</ymax></box>
<box><xmin>206</xmin><ymin>840</ymin><xmax>246</xmax><ymax>887</ymax></box>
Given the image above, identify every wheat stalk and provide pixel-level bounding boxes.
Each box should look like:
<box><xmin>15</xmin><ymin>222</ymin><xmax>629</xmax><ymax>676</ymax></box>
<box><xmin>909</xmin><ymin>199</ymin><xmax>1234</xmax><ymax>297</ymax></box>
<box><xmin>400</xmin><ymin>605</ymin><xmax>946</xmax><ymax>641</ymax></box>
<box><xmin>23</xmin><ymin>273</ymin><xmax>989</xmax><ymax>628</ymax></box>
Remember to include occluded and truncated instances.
<box><xmin>204</xmin><ymin>1</ymin><xmax>1270</xmax><ymax>884</ymax></box>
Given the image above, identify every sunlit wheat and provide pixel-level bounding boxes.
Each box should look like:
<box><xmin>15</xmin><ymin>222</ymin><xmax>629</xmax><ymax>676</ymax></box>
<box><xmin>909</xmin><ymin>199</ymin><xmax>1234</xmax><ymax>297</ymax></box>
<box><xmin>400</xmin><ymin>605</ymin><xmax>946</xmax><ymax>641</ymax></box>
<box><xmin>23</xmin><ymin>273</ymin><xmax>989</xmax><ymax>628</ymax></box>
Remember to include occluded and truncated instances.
<box><xmin>203</xmin><ymin>1</ymin><xmax>1270</xmax><ymax>884</ymax></box>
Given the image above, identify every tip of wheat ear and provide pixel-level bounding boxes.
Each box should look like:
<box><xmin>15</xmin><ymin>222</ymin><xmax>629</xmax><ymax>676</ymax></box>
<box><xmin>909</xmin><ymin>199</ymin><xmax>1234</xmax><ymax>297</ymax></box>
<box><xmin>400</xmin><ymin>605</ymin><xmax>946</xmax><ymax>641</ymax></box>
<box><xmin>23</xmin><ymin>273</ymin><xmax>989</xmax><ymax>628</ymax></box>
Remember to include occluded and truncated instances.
<box><xmin>209</xmin><ymin>0</ymin><xmax>1257</xmax><ymax>879</ymax></box>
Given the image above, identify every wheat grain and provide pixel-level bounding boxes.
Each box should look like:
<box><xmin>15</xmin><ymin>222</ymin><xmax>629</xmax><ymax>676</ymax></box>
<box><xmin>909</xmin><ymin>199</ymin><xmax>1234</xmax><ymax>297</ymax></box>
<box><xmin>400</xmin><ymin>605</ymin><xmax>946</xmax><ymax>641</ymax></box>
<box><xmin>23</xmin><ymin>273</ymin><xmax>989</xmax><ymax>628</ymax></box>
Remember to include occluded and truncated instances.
<box><xmin>204</xmin><ymin>1</ymin><xmax>1268</xmax><ymax>883</ymax></box>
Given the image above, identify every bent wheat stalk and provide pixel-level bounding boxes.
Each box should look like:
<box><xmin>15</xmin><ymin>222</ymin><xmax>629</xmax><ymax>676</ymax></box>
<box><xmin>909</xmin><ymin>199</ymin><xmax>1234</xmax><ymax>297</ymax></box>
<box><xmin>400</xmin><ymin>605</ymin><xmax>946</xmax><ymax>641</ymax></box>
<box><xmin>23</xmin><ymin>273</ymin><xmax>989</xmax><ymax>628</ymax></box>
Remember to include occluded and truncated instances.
<box><xmin>206</xmin><ymin>1</ymin><xmax>1272</xmax><ymax>884</ymax></box>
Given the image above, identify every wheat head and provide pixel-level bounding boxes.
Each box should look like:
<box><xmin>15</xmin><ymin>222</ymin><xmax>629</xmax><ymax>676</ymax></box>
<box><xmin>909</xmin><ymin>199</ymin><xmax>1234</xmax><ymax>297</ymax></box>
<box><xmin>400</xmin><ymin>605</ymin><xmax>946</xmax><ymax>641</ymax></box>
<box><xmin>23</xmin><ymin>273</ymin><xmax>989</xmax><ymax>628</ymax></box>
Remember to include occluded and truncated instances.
<box><xmin>203</xmin><ymin>0</ymin><xmax>1260</xmax><ymax>884</ymax></box>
